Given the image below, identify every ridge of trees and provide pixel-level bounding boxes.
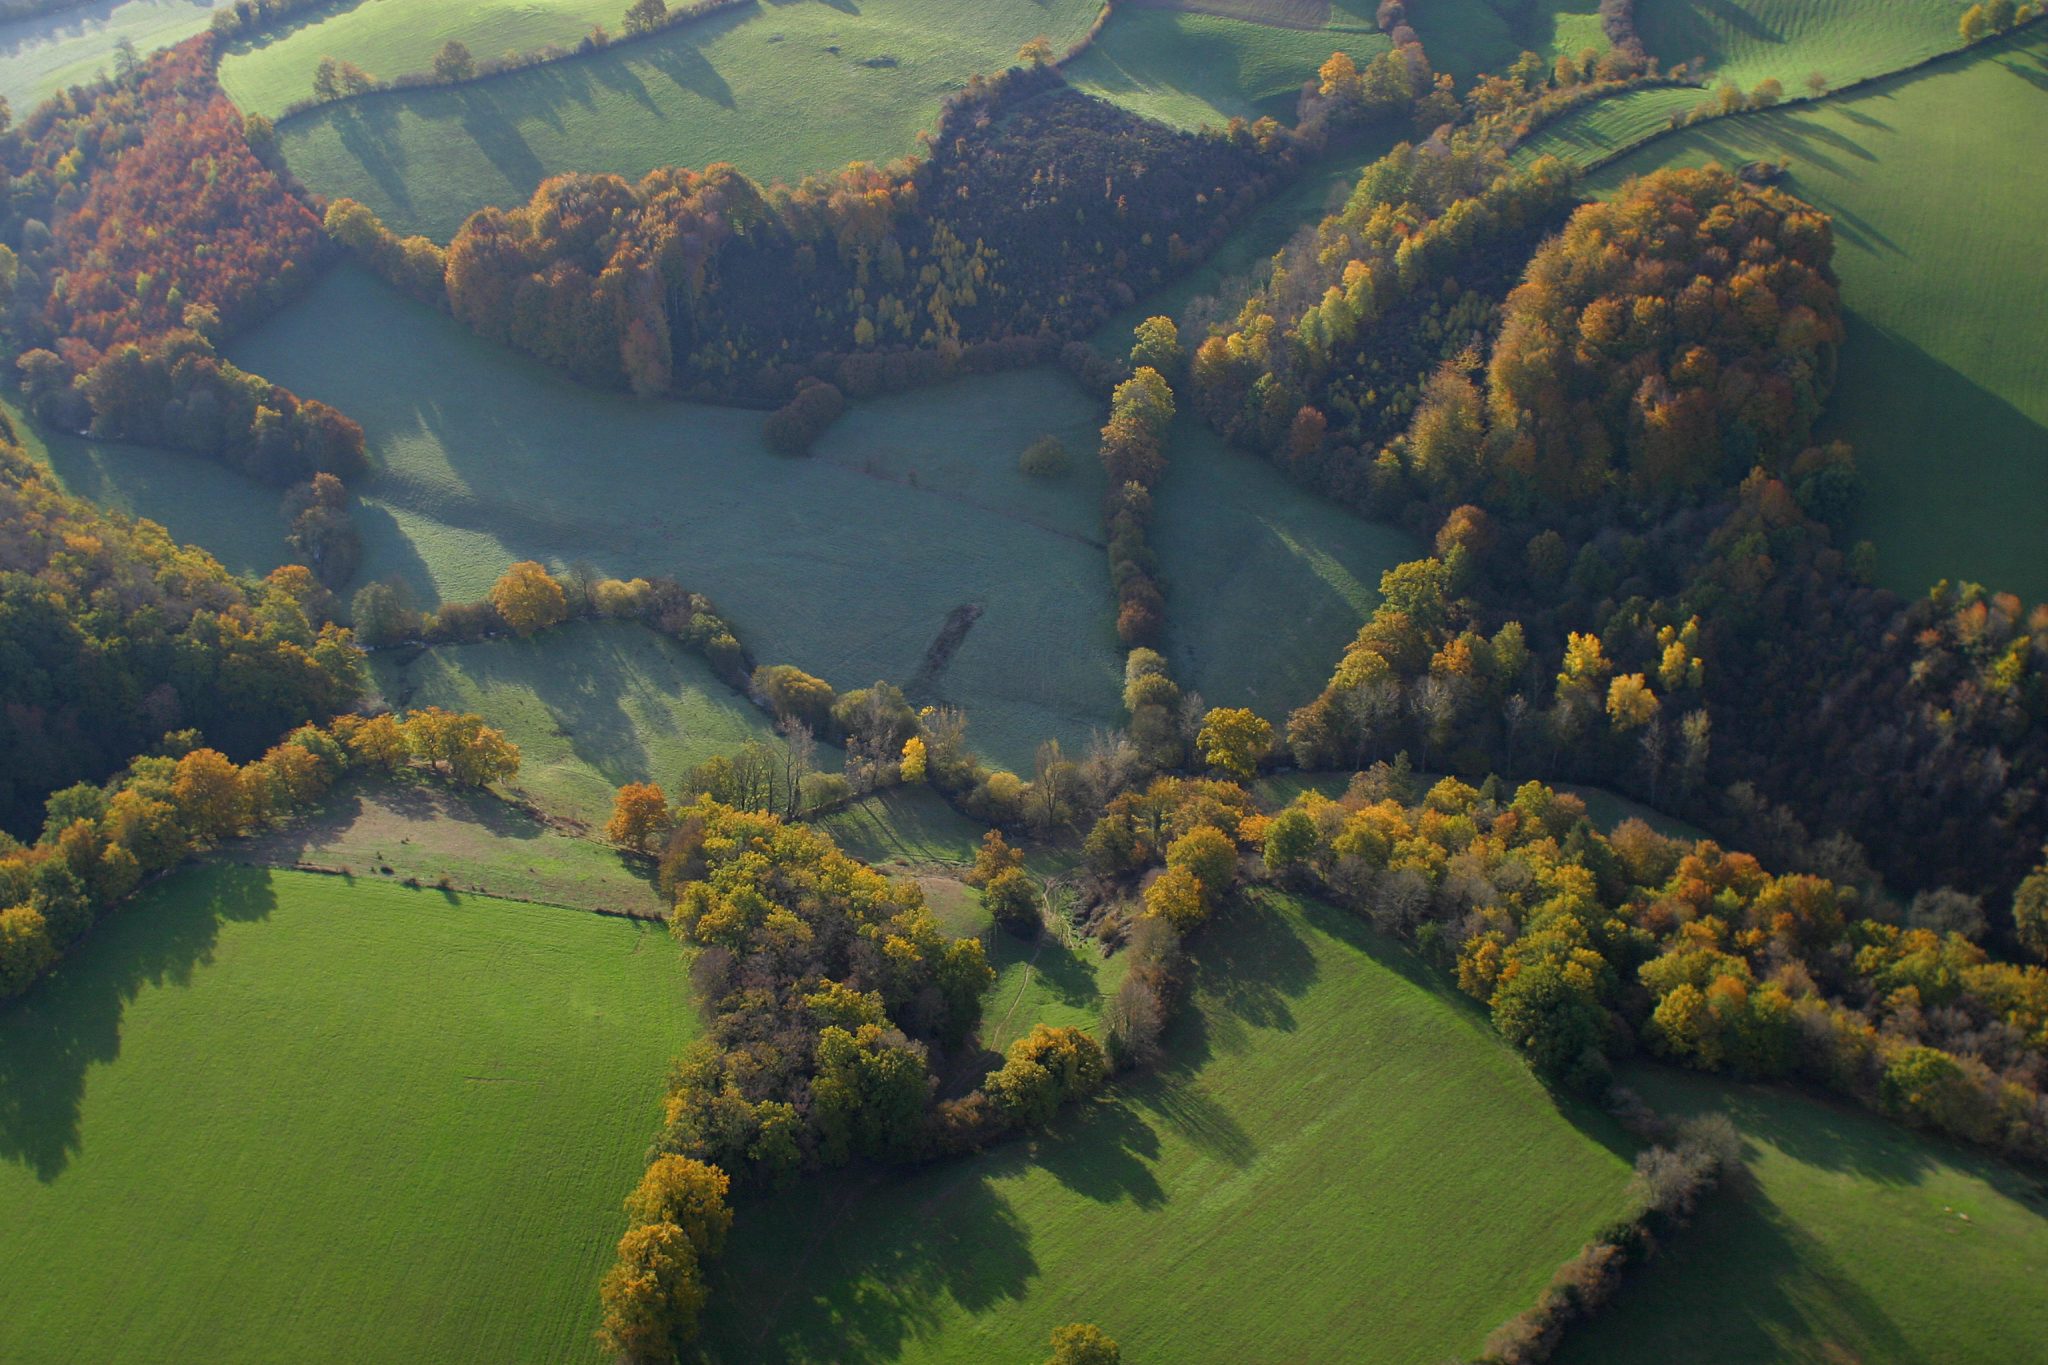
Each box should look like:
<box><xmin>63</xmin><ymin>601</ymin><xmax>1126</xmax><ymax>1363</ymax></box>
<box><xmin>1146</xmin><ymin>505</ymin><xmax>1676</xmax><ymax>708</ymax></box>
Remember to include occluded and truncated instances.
<box><xmin>0</xmin><ymin>706</ymin><xmax>518</xmax><ymax>1000</ymax></box>
<box><xmin>0</xmin><ymin>423</ymin><xmax>364</xmax><ymax>835</ymax></box>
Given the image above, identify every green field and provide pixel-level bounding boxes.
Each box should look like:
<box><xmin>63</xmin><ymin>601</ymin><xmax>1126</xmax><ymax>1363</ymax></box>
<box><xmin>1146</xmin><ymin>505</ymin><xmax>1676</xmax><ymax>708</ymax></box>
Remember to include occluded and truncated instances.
<box><xmin>0</xmin><ymin>864</ymin><xmax>692</xmax><ymax>1363</ymax></box>
<box><xmin>699</xmin><ymin>890</ymin><xmax>1636</xmax><ymax>1361</ymax></box>
<box><xmin>1152</xmin><ymin>413</ymin><xmax>1418</xmax><ymax>722</ymax></box>
<box><xmin>1062</xmin><ymin>0</ymin><xmax>1389</xmax><ymax>130</ymax></box>
<box><xmin>1407</xmin><ymin>0</ymin><xmax>1613</xmax><ymax>83</ymax></box>
<box><xmin>210</xmin><ymin>265</ymin><xmax>1123</xmax><ymax>772</ymax></box>
<box><xmin>1558</xmin><ymin>1067</ymin><xmax>2048</xmax><ymax>1364</ymax></box>
<box><xmin>234</xmin><ymin>774</ymin><xmax>668</xmax><ymax>914</ymax></box>
<box><xmin>1637</xmin><ymin>0</ymin><xmax>1965</xmax><ymax>89</ymax></box>
<box><xmin>1591</xmin><ymin>31</ymin><xmax>2048</xmax><ymax>603</ymax></box>
<box><xmin>1512</xmin><ymin>83</ymin><xmax>1714</xmax><ymax>166</ymax></box>
<box><xmin>264</xmin><ymin>0</ymin><xmax>1103</xmax><ymax>240</ymax></box>
<box><xmin>370</xmin><ymin>617</ymin><xmax>788</xmax><ymax>827</ymax></box>
<box><xmin>814</xmin><ymin>785</ymin><xmax>992</xmax><ymax>871</ymax></box>
<box><xmin>0</xmin><ymin>0</ymin><xmax>227</xmax><ymax>108</ymax></box>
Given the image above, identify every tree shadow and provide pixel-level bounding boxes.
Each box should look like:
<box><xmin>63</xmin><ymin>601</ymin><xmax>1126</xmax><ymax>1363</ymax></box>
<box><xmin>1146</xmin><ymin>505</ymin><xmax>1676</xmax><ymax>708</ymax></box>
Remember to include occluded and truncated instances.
<box><xmin>1027</xmin><ymin>1097</ymin><xmax>1168</xmax><ymax>1207</ymax></box>
<box><xmin>700</xmin><ymin>1164</ymin><xmax>1035</xmax><ymax>1363</ymax></box>
<box><xmin>0</xmin><ymin>864</ymin><xmax>278</xmax><ymax>1181</ymax></box>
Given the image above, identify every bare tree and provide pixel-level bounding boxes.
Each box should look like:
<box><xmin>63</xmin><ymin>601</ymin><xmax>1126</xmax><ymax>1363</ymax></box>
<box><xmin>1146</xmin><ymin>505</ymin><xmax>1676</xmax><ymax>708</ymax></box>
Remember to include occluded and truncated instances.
<box><xmin>1409</xmin><ymin>675</ymin><xmax>1458</xmax><ymax>772</ymax></box>
<box><xmin>779</xmin><ymin>718</ymin><xmax>816</xmax><ymax>818</ymax></box>
<box><xmin>1502</xmin><ymin>692</ymin><xmax>1531</xmax><ymax>773</ymax></box>
<box><xmin>1344</xmin><ymin>677</ymin><xmax>1403</xmax><ymax>768</ymax></box>
<box><xmin>1078</xmin><ymin>728</ymin><xmax>1140</xmax><ymax>812</ymax></box>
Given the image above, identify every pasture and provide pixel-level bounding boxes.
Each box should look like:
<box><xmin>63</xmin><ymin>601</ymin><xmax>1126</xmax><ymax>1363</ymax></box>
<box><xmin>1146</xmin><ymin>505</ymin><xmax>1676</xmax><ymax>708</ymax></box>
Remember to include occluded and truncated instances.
<box><xmin>263</xmin><ymin>0</ymin><xmax>1104</xmax><ymax>240</ymax></box>
<box><xmin>232</xmin><ymin>774</ymin><xmax>667</xmax><ymax>914</ymax></box>
<box><xmin>220</xmin><ymin>265</ymin><xmax>1124</xmax><ymax>772</ymax></box>
<box><xmin>1590</xmin><ymin>31</ymin><xmax>2048</xmax><ymax>603</ymax></box>
<box><xmin>1061</xmin><ymin>0</ymin><xmax>1390</xmax><ymax>130</ymax></box>
<box><xmin>0</xmin><ymin>0</ymin><xmax>226</xmax><ymax>108</ymax></box>
<box><xmin>1407</xmin><ymin>0</ymin><xmax>1612</xmax><ymax>83</ymax></box>
<box><xmin>0</xmin><ymin>865</ymin><xmax>692</xmax><ymax>1363</ymax></box>
<box><xmin>1557</xmin><ymin>1067</ymin><xmax>2048</xmax><ymax>1364</ymax></box>
<box><xmin>369</xmin><ymin>617</ymin><xmax>789</xmax><ymax>827</ymax></box>
<box><xmin>1635</xmin><ymin>0</ymin><xmax>1966</xmax><ymax>90</ymax></box>
<box><xmin>1152</xmin><ymin>414</ymin><xmax>1419</xmax><ymax>723</ymax></box>
<box><xmin>697</xmin><ymin>890</ymin><xmax>1637</xmax><ymax>1361</ymax></box>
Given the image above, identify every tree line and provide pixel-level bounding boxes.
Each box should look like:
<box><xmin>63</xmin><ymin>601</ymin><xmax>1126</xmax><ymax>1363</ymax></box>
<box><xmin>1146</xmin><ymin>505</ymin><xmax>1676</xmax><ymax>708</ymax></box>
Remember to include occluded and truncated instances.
<box><xmin>0</xmin><ymin>706</ymin><xmax>518</xmax><ymax>1000</ymax></box>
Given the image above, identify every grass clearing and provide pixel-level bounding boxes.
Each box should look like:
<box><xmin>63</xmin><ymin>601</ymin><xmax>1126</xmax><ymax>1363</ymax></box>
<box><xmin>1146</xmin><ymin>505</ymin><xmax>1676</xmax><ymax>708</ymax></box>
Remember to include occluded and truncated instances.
<box><xmin>699</xmin><ymin>889</ymin><xmax>1635</xmax><ymax>1361</ymax></box>
<box><xmin>0</xmin><ymin>864</ymin><xmax>692</xmax><ymax>1363</ymax></box>
<box><xmin>263</xmin><ymin>0</ymin><xmax>1104</xmax><ymax>240</ymax></box>
<box><xmin>1637</xmin><ymin>0</ymin><xmax>1966</xmax><ymax>90</ymax></box>
<box><xmin>232</xmin><ymin>773</ymin><xmax>668</xmax><ymax>914</ymax></box>
<box><xmin>1512</xmin><ymin>82</ymin><xmax>1715</xmax><ymax>165</ymax></box>
<box><xmin>0</xmin><ymin>0</ymin><xmax>227</xmax><ymax>108</ymax></box>
<box><xmin>1558</xmin><ymin>1066</ymin><xmax>2048</xmax><ymax>1364</ymax></box>
<box><xmin>1061</xmin><ymin>0</ymin><xmax>1390</xmax><ymax>130</ymax></box>
<box><xmin>368</xmin><ymin>617</ymin><xmax>787</xmax><ymax>827</ymax></box>
<box><xmin>813</xmin><ymin>785</ymin><xmax>991</xmax><ymax>872</ymax></box>
<box><xmin>1590</xmin><ymin>31</ymin><xmax>2048</xmax><ymax>603</ymax></box>
<box><xmin>1153</xmin><ymin>413</ymin><xmax>1419</xmax><ymax>722</ymax></box>
<box><xmin>214</xmin><ymin>265</ymin><xmax>1123</xmax><ymax>772</ymax></box>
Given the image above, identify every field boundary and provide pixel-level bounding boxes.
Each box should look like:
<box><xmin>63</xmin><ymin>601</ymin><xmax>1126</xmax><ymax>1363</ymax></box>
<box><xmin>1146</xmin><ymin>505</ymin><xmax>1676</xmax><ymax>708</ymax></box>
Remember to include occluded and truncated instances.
<box><xmin>1542</xmin><ymin>14</ymin><xmax>2048</xmax><ymax>175</ymax></box>
<box><xmin>218</xmin><ymin>854</ymin><xmax>672</xmax><ymax>921</ymax></box>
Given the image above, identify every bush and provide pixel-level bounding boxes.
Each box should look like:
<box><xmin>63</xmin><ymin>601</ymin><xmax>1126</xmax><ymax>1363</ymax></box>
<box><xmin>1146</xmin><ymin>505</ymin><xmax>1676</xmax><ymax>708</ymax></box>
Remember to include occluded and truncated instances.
<box><xmin>1020</xmin><ymin>434</ymin><xmax>1071</xmax><ymax>478</ymax></box>
<box><xmin>983</xmin><ymin>867</ymin><xmax>1040</xmax><ymax>936</ymax></box>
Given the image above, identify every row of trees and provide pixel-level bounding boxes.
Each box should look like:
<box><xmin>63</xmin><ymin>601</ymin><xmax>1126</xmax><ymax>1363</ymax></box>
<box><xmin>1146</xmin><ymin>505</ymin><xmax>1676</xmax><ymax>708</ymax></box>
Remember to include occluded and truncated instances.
<box><xmin>0</xmin><ymin>707</ymin><xmax>518</xmax><ymax>1000</ymax></box>
<box><xmin>0</xmin><ymin>432</ymin><xmax>364</xmax><ymax>834</ymax></box>
<box><xmin>1259</xmin><ymin>769</ymin><xmax>2048</xmax><ymax>1161</ymax></box>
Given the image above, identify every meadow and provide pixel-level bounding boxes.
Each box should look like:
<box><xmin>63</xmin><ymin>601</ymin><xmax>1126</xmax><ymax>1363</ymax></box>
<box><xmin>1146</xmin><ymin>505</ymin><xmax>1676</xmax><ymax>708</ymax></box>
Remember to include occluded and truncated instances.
<box><xmin>232</xmin><ymin>774</ymin><xmax>668</xmax><ymax>914</ymax></box>
<box><xmin>697</xmin><ymin>890</ymin><xmax>1637</xmax><ymax>1361</ymax></box>
<box><xmin>1557</xmin><ymin>1066</ymin><xmax>2048</xmax><ymax>1363</ymax></box>
<box><xmin>0</xmin><ymin>864</ymin><xmax>693</xmax><ymax>1363</ymax></box>
<box><xmin>0</xmin><ymin>0</ymin><xmax>226</xmax><ymax>107</ymax></box>
<box><xmin>369</xmin><ymin>617</ymin><xmax>789</xmax><ymax>827</ymax></box>
<box><xmin>1060</xmin><ymin>0</ymin><xmax>1389</xmax><ymax>130</ymax></box>
<box><xmin>261</xmin><ymin>0</ymin><xmax>1104</xmax><ymax>240</ymax></box>
<box><xmin>1590</xmin><ymin>30</ymin><xmax>2048</xmax><ymax>603</ymax></box>
<box><xmin>219</xmin><ymin>264</ymin><xmax>1126</xmax><ymax>772</ymax></box>
<box><xmin>1406</xmin><ymin>0</ymin><xmax>1611</xmax><ymax>83</ymax></box>
<box><xmin>1151</xmin><ymin>413</ymin><xmax>1418</xmax><ymax>724</ymax></box>
<box><xmin>1514</xmin><ymin>0</ymin><xmax>1972</xmax><ymax>168</ymax></box>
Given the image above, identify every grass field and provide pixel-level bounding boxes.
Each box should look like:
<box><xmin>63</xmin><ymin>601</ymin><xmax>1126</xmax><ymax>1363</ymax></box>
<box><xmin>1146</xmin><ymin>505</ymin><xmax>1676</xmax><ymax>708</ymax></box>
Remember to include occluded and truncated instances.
<box><xmin>263</xmin><ymin>0</ymin><xmax>1103</xmax><ymax>240</ymax></box>
<box><xmin>233</xmin><ymin>774</ymin><xmax>668</xmax><ymax>914</ymax></box>
<box><xmin>0</xmin><ymin>864</ymin><xmax>692</xmax><ymax>1363</ymax></box>
<box><xmin>0</xmin><ymin>0</ymin><xmax>227</xmax><ymax>108</ymax></box>
<box><xmin>1062</xmin><ymin>0</ymin><xmax>1389</xmax><ymax>130</ymax></box>
<box><xmin>1515</xmin><ymin>0</ymin><xmax>1972</xmax><ymax>169</ymax></box>
<box><xmin>369</xmin><ymin>617</ymin><xmax>789</xmax><ymax>826</ymax></box>
<box><xmin>1558</xmin><ymin>1066</ymin><xmax>2048</xmax><ymax>1364</ymax></box>
<box><xmin>1152</xmin><ymin>413</ymin><xmax>1419</xmax><ymax>722</ymax></box>
<box><xmin>213</xmin><ymin>265</ymin><xmax>1123</xmax><ymax>772</ymax></box>
<box><xmin>1406</xmin><ymin>0</ymin><xmax>1613</xmax><ymax>83</ymax></box>
<box><xmin>699</xmin><ymin>890</ymin><xmax>1636</xmax><ymax>1361</ymax></box>
<box><xmin>1590</xmin><ymin>31</ymin><xmax>2048</xmax><ymax>603</ymax></box>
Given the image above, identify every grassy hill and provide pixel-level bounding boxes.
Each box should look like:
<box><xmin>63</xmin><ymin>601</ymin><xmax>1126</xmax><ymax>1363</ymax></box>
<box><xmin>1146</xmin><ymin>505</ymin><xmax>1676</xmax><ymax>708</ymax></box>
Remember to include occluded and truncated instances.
<box><xmin>216</xmin><ymin>265</ymin><xmax>1124</xmax><ymax>772</ymax></box>
<box><xmin>1589</xmin><ymin>30</ymin><xmax>2048</xmax><ymax>603</ymax></box>
<box><xmin>1407</xmin><ymin>0</ymin><xmax>1613</xmax><ymax>83</ymax></box>
<box><xmin>1061</xmin><ymin>0</ymin><xmax>1390</xmax><ymax>130</ymax></box>
<box><xmin>263</xmin><ymin>0</ymin><xmax>1104</xmax><ymax>240</ymax></box>
<box><xmin>0</xmin><ymin>865</ymin><xmax>692</xmax><ymax>1363</ymax></box>
<box><xmin>1637</xmin><ymin>0</ymin><xmax>1966</xmax><ymax>89</ymax></box>
<box><xmin>369</xmin><ymin>618</ymin><xmax>789</xmax><ymax>827</ymax></box>
<box><xmin>698</xmin><ymin>890</ymin><xmax>1636</xmax><ymax>1361</ymax></box>
<box><xmin>0</xmin><ymin>0</ymin><xmax>226</xmax><ymax>108</ymax></box>
<box><xmin>1557</xmin><ymin>1066</ymin><xmax>2048</xmax><ymax>1364</ymax></box>
<box><xmin>1152</xmin><ymin>413</ymin><xmax>1419</xmax><ymax>723</ymax></box>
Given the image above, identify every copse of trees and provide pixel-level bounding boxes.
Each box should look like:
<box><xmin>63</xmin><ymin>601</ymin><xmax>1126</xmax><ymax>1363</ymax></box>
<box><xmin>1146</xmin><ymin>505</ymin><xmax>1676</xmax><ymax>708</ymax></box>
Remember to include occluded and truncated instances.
<box><xmin>0</xmin><ymin>707</ymin><xmax>518</xmax><ymax>1000</ymax></box>
<box><xmin>0</xmin><ymin>429</ymin><xmax>364</xmax><ymax>836</ymax></box>
<box><xmin>594</xmin><ymin>1155</ymin><xmax>730</xmax><ymax>1358</ymax></box>
<box><xmin>1101</xmin><ymin>352</ymin><xmax>1178</xmax><ymax>647</ymax></box>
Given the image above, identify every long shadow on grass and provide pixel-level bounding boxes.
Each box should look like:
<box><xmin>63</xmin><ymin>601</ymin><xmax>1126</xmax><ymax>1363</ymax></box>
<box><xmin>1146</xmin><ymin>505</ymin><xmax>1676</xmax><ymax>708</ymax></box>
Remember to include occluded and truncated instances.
<box><xmin>0</xmin><ymin>865</ymin><xmax>277</xmax><ymax>1181</ymax></box>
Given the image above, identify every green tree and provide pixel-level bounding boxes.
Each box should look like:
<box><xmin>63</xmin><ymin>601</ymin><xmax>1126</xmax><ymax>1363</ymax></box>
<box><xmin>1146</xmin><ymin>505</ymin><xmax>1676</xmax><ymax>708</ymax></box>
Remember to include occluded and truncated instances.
<box><xmin>1196</xmin><ymin>706</ymin><xmax>1273</xmax><ymax>778</ymax></box>
<box><xmin>1130</xmin><ymin>315</ymin><xmax>1183</xmax><ymax>376</ymax></box>
<box><xmin>983</xmin><ymin>867</ymin><xmax>1040</xmax><ymax>936</ymax></box>
<box><xmin>432</xmin><ymin>40</ymin><xmax>475</xmax><ymax>82</ymax></box>
<box><xmin>623</xmin><ymin>0</ymin><xmax>668</xmax><ymax>35</ymax></box>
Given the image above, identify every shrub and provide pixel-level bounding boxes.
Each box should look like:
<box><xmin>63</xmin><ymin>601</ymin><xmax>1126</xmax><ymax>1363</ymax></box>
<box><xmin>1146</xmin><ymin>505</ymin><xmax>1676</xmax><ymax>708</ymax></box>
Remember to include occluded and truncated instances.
<box><xmin>983</xmin><ymin>867</ymin><xmax>1040</xmax><ymax>937</ymax></box>
<box><xmin>1020</xmin><ymin>434</ymin><xmax>1071</xmax><ymax>478</ymax></box>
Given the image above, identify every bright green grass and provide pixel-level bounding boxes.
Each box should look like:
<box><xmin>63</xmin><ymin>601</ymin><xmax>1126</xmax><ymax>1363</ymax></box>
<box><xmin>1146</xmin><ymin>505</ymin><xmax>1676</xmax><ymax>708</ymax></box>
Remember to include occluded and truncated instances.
<box><xmin>266</xmin><ymin>0</ymin><xmax>1103</xmax><ymax>240</ymax></box>
<box><xmin>233</xmin><ymin>773</ymin><xmax>667</xmax><ymax>914</ymax></box>
<box><xmin>0</xmin><ymin>864</ymin><xmax>692</xmax><ymax>1363</ymax></box>
<box><xmin>219</xmin><ymin>0</ymin><xmax>625</xmax><ymax>116</ymax></box>
<box><xmin>698</xmin><ymin>889</ymin><xmax>1635</xmax><ymax>1361</ymax></box>
<box><xmin>1590</xmin><ymin>32</ymin><xmax>2048</xmax><ymax>603</ymax></box>
<box><xmin>1558</xmin><ymin>1066</ymin><xmax>2048</xmax><ymax>1364</ymax></box>
<box><xmin>1636</xmin><ymin>0</ymin><xmax>1966</xmax><ymax>89</ymax></box>
<box><xmin>369</xmin><ymin>617</ymin><xmax>787</xmax><ymax>827</ymax></box>
<box><xmin>1152</xmin><ymin>412</ymin><xmax>1420</xmax><ymax>722</ymax></box>
<box><xmin>814</xmin><ymin>785</ymin><xmax>991</xmax><ymax>870</ymax></box>
<box><xmin>1512</xmin><ymin>83</ymin><xmax>1713</xmax><ymax>166</ymax></box>
<box><xmin>216</xmin><ymin>265</ymin><xmax>1123</xmax><ymax>771</ymax></box>
<box><xmin>979</xmin><ymin>919</ymin><xmax>1128</xmax><ymax>1056</ymax></box>
<box><xmin>0</xmin><ymin>0</ymin><xmax>227</xmax><ymax>108</ymax></box>
<box><xmin>1062</xmin><ymin>2</ymin><xmax>1390</xmax><ymax>130</ymax></box>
